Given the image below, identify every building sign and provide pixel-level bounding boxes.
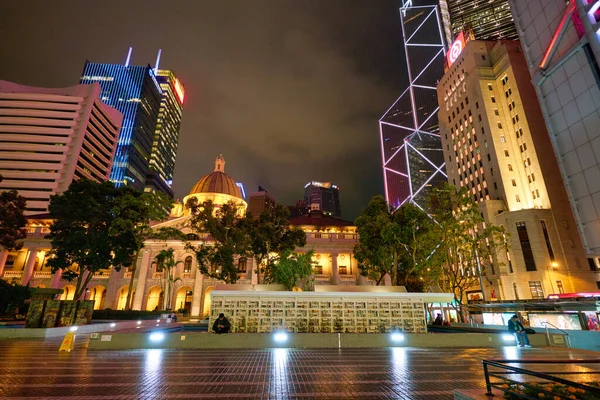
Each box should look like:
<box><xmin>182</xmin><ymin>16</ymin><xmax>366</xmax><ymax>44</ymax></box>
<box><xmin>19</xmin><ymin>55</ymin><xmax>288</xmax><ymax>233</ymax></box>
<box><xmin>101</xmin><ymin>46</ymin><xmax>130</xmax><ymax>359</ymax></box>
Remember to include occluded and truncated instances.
<box><xmin>446</xmin><ymin>32</ymin><xmax>465</xmax><ymax>67</ymax></box>
<box><xmin>174</xmin><ymin>78</ymin><xmax>185</xmax><ymax>104</ymax></box>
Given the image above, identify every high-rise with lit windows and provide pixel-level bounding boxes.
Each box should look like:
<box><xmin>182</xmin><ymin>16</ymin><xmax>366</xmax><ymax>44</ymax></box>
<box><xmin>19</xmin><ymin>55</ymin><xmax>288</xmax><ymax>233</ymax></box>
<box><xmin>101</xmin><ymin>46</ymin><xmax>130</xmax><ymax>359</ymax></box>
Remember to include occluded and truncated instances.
<box><xmin>80</xmin><ymin>61</ymin><xmax>162</xmax><ymax>191</ymax></box>
<box><xmin>0</xmin><ymin>80</ymin><xmax>122</xmax><ymax>214</ymax></box>
<box><xmin>145</xmin><ymin>69</ymin><xmax>184</xmax><ymax>198</ymax></box>
<box><xmin>439</xmin><ymin>0</ymin><xmax>518</xmax><ymax>44</ymax></box>
<box><xmin>437</xmin><ymin>39</ymin><xmax>595</xmax><ymax>299</ymax></box>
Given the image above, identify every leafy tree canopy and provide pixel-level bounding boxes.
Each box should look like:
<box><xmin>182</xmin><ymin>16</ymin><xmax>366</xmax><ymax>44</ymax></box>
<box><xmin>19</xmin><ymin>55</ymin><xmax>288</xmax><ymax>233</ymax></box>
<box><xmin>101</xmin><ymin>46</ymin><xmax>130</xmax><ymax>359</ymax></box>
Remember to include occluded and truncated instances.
<box><xmin>46</xmin><ymin>179</ymin><xmax>157</xmax><ymax>300</ymax></box>
<box><xmin>268</xmin><ymin>249</ymin><xmax>315</xmax><ymax>291</ymax></box>
<box><xmin>0</xmin><ymin>190</ymin><xmax>27</xmax><ymax>252</ymax></box>
<box><xmin>186</xmin><ymin>199</ymin><xmax>250</xmax><ymax>284</ymax></box>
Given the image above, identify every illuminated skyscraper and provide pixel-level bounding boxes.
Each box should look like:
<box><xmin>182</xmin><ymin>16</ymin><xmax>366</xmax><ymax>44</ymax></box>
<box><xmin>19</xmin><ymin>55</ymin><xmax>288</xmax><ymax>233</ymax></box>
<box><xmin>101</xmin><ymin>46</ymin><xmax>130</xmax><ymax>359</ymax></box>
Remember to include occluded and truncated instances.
<box><xmin>379</xmin><ymin>0</ymin><xmax>447</xmax><ymax>212</ymax></box>
<box><xmin>145</xmin><ymin>68</ymin><xmax>185</xmax><ymax>197</ymax></box>
<box><xmin>440</xmin><ymin>0</ymin><xmax>518</xmax><ymax>42</ymax></box>
<box><xmin>80</xmin><ymin>53</ymin><xmax>162</xmax><ymax>191</ymax></box>
<box><xmin>304</xmin><ymin>181</ymin><xmax>341</xmax><ymax>218</ymax></box>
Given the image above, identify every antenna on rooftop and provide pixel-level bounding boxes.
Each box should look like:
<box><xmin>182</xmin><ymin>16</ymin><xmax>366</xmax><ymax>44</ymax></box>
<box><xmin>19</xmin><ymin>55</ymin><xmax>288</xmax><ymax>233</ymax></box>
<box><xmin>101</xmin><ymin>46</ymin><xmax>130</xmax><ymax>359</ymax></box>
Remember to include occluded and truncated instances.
<box><xmin>124</xmin><ymin>47</ymin><xmax>133</xmax><ymax>67</ymax></box>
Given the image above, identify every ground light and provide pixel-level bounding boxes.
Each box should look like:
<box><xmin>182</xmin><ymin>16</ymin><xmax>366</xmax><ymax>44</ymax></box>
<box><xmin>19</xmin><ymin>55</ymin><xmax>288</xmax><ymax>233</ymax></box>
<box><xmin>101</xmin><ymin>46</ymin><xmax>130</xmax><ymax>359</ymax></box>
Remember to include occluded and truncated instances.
<box><xmin>503</xmin><ymin>334</ymin><xmax>516</xmax><ymax>341</ymax></box>
<box><xmin>137</xmin><ymin>320</ymin><xmax>142</xmax><ymax>325</ymax></box>
<box><xmin>149</xmin><ymin>332</ymin><xmax>165</xmax><ymax>342</ymax></box>
<box><xmin>391</xmin><ymin>333</ymin><xmax>404</xmax><ymax>342</ymax></box>
<box><xmin>69</xmin><ymin>326</ymin><xmax>78</xmax><ymax>332</ymax></box>
<box><xmin>273</xmin><ymin>332</ymin><xmax>288</xmax><ymax>343</ymax></box>
<box><xmin>110</xmin><ymin>323</ymin><xmax>116</xmax><ymax>328</ymax></box>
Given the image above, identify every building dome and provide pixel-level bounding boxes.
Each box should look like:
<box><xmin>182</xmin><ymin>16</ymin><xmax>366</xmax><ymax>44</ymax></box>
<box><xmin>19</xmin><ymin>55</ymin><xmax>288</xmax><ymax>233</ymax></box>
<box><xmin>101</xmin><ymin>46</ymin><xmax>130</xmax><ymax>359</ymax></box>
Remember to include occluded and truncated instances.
<box><xmin>172</xmin><ymin>155</ymin><xmax>247</xmax><ymax>218</ymax></box>
<box><xmin>189</xmin><ymin>154</ymin><xmax>243</xmax><ymax>199</ymax></box>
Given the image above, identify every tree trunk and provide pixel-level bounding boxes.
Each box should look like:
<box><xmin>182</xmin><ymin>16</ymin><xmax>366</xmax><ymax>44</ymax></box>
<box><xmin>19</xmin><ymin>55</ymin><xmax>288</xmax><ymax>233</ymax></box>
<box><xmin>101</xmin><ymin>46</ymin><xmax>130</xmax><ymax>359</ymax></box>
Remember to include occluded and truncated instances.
<box><xmin>74</xmin><ymin>269</ymin><xmax>94</xmax><ymax>301</ymax></box>
<box><xmin>125</xmin><ymin>255</ymin><xmax>138</xmax><ymax>310</ymax></box>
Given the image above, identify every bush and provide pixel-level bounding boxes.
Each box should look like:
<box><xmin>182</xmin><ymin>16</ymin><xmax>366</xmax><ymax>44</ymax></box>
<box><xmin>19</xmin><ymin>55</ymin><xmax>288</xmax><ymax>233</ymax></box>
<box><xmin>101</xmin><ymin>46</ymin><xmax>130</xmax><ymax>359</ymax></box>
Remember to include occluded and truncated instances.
<box><xmin>92</xmin><ymin>309</ymin><xmax>163</xmax><ymax>320</ymax></box>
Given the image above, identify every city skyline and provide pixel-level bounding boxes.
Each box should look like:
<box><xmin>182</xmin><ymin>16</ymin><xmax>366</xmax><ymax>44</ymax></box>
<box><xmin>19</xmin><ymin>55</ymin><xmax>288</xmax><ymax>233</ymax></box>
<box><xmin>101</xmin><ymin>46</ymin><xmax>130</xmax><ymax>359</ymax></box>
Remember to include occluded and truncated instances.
<box><xmin>0</xmin><ymin>0</ymin><xmax>409</xmax><ymax>219</ymax></box>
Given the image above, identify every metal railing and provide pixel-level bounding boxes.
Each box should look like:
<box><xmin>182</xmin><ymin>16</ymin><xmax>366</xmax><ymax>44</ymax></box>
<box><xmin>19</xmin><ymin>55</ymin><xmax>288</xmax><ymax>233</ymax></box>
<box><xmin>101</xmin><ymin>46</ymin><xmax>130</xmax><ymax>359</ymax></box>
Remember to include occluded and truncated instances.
<box><xmin>542</xmin><ymin>321</ymin><xmax>572</xmax><ymax>348</ymax></box>
<box><xmin>482</xmin><ymin>358</ymin><xmax>600</xmax><ymax>398</ymax></box>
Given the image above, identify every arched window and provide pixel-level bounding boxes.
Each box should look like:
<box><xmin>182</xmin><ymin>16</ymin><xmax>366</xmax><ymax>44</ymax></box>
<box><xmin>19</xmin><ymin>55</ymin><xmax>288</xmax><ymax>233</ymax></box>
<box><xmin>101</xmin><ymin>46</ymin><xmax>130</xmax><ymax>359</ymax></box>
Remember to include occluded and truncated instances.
<box><xmin>184</xmin><ymin>256</ymin><xmax>192</xmax><ymax>273</ymax></box>
<box><xmin>187</xmin><ymin>233</ymin><xmax>199</xmax><ymax>241</ymax></box>
<box><xmin>238</xmin><ymin>257</ymin><xmax>248</xmax><ymax>273</ymax></box>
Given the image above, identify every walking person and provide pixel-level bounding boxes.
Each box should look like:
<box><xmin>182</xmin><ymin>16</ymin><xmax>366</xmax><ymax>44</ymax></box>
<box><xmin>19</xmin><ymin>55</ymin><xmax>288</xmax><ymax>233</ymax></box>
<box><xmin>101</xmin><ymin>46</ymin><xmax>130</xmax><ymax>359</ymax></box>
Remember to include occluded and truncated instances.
<box><xmin>508</xmin><ymin>314</ymin><xmax>531</xmax><ymax>347</ymax></box>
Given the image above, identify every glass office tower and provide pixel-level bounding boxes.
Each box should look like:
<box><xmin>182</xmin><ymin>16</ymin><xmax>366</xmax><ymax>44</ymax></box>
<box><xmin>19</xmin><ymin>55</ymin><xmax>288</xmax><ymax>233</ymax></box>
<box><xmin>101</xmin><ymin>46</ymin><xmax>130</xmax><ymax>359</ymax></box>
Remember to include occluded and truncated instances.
<box><xmin>81</xmin><ymin>62</ymin><xmax>162</xmax><ymax>191</ymax></box>
<box><xmin>145</xmin><ymin>69</ymin><xmax>185</xmax><ymax>198</ymax></box>
<box><xmin>440</xmin><ymin>0</ymin><xmax>518</xmax><ymax>41</ymax></box>
<box><xmin>379</xmin><ymin>0</ymin><xmax>447</xmax><ymax>212</ymax></box>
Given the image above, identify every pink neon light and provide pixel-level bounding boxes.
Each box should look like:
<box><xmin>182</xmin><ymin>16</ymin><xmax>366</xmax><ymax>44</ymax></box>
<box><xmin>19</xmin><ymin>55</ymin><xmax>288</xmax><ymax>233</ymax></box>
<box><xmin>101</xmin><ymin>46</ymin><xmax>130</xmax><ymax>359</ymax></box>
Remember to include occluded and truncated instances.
<box><xmin>539</xmin><ymin>2</ymin><xmax>576</xmax><ymax>70</ymax></box>
<box><xmin>174</xmin><ymin>78</ymin><xmax>185</xmax><ymax>104</ymax></box>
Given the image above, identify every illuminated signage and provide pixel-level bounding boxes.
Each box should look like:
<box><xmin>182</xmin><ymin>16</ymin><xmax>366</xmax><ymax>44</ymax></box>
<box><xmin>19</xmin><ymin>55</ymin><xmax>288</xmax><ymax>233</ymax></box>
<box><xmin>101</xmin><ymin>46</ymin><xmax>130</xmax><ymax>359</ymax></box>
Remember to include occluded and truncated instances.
<box><xmin>174</xmin><ymin>78</ymin><xmax>185</xmax><ymax>104</ymax></box>
<box><xmin>305</xmin><ymin>181</ymin><xmax>337</xmax><ymax>189</ymax></box>
<box><xmin>446</xmin><ymin>32</ymin><xmax>465</xmax><ymax>67</ymax></box>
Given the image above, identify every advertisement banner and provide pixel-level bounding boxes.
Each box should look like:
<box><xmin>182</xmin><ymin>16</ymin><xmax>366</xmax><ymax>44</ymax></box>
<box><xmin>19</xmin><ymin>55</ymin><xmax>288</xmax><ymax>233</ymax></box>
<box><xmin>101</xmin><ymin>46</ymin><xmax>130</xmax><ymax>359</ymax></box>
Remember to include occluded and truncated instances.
<box><xmin>583</xmin><ymin>311</ymin><xmax>600</xmax><ymax>331</ymax></box>
<box><xmin>25</xmin><ymin>300</ymin><xmax>45</xmax><ymax>328</ymax></box>
<box><xmin>528</xmin><ymin>313</ymin><xmax>582</xmax><ymax>330</ymax></box>
<box><xmin>482</xmin><ymin>312</ymin><xmax>515</xmax><ymax>326</ymax></box>
<box><xmin>57</xmin><ymin>301</ymin><xmax>77</xmax><ymax>327</ymax></box>
<box><xmin>75</xmin><ymin>300</ymin><xmax>94</xmax><ymax>325</ymax></box>
<box><xmin>43</xmin><ymin>300</ymin><xmax>61</xmax><ymax>328</ymax></box>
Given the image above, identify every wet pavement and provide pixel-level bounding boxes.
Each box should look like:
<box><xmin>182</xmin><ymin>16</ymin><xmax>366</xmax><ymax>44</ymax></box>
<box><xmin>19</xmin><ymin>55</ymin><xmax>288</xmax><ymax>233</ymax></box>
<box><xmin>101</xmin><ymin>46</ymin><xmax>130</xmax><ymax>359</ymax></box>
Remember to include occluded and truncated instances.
<box><xmin>0</xmin><ymin>337</ymin><xmax>598</xmax><ymax>399</ymax></box>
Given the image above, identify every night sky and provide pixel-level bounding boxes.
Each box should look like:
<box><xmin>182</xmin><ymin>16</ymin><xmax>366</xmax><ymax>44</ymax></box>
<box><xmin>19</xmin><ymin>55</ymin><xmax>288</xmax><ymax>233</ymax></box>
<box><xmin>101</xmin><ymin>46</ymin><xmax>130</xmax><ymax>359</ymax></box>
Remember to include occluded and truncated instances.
<box><xmin>0</xmin><ymin>1</ymin><xmax>407</xmax><ymax>220</ymax></box>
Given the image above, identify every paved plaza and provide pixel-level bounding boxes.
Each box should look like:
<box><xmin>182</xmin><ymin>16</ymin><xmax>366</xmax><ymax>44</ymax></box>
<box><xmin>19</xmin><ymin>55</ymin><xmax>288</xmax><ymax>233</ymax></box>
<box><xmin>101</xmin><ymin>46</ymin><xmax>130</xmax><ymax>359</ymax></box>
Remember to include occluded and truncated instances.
<box><xmin>0</xmin><ymin>337</ymin><xmax>598</xmax><ymax>399</ymax></box>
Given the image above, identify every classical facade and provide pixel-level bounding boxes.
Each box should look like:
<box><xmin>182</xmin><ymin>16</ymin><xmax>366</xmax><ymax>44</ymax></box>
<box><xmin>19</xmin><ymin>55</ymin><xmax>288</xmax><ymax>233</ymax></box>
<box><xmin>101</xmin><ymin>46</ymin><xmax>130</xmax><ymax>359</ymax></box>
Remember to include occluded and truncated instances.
<box><xmin>0</xmin><ymin>156</ymin><xmax>362</xmax><ymax>317</ymax></box>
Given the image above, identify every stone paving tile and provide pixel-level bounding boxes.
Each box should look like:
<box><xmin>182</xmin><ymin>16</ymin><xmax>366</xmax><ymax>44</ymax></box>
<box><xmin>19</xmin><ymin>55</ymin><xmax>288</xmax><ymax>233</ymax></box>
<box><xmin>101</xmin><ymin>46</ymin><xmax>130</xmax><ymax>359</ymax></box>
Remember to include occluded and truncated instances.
<box><xmin>0</xmin><ymin>337</ymin><xmax>598</xmax><ymax>399</ymax></box>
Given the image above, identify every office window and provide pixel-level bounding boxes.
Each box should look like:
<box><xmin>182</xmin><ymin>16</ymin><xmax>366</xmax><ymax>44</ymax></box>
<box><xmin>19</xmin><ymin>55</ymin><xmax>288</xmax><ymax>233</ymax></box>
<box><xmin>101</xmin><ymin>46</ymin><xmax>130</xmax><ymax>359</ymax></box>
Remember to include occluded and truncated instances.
<box><xmin>465</xmin><ymin>97</ymin><xmax>469</xmax><ymax>104</ymax></box>
<box><xmin>513</xmin><ymin>283</ymin><xmax>519</xmax><ymax>300</ymax></box>
<box><xmin>529</xmin><ymin>281</ymin><xmax>544</xmax><ymax>299</ymax></box>
<box><xmin>597</xmin><ymin>281</ymin><xmax>600</xmax><ymax>290</ymax></box>
<box><xmin>497</xmin><ymin>122</ymin><xmax>502</xmax><ymax>129</ymax></box>
<box><xmin>531</xmin><ymin>173</ymin><xmax>535</xmax><ymax>182</ymax></box>
<box><xmin>516</xmin><ymin>195</ymin><xmax>521</xmax><ymax>202</ymax></box>
<box><xmin>589</xmin><ymin>258</ymin><xmax>599</xmax><ymax>271</ymax></box>
<box><xmin>517</xmin><ymin>221</ymin><xmax>536</xmax><ymax>271</ymax></box>
<box><xmin>500</xmin><ymin>135</ymin><xmax>505</xmax><ymax>142</ymax></box>
<box><xmin>491</xmin><ymin>96</ymin><xmax>496</xmax><ymax>103</ymax></box>
<box><xmin>488</xmin><ymin>84</ymin><xmax>493</xmax><ymax>91</ymax></box>
<box><xmin>237</xmin><ymin>257</ymin><xmax>247</xmax><ymax>273</ymax></box>
<box><xmin>504</xmin><ymin>150</ymin><xmax>509</xmax><ymax>157</ymax></box>
<box><xmin>511</xmin><ymin>179</ymin><xmax>517</xmax><ymax>186</ymax></box>
<box><xmin>494</xmin><ymin>109</ymin><xmax>499</xmax><ymax>116</ymax></box>
<box><xmin>540</xmin><ymin>220</ymin><xmax>555</xmax><ymax>262</ymax></box>
<box><xmin>476</xmin><ymin>101</ymin><xmax>479</xmax><ymax>109</ymax></box>
<box><xmin>556</xmin><ymin>280</ymin><xmax>564</xmax><ymax>294</ymax></box>
<box><xmin>508</xmin><ymin>164</ymin><xmax>513</xmax><ymax>171</ymax></box>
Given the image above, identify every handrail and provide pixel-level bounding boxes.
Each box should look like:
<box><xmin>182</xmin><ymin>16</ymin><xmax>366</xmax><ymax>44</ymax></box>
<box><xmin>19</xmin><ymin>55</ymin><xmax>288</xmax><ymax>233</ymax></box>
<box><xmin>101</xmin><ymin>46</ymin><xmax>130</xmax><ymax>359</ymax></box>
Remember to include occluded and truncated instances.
<box><xmin>542</xmin><ymin>321</ymin><xmax>571</xmax><ymax>348</ymax></box>
<box><xmin>482</xmin><ymin>358</ymin><xmax>600</xmax><ymax>397</ymax></box>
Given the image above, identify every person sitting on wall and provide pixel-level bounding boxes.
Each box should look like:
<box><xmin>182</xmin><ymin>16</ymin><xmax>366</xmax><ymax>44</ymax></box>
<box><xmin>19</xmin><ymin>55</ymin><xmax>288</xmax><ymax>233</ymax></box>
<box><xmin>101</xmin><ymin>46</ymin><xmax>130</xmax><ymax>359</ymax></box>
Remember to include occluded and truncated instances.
<box><xmin>212</xmin><ymin>313</ymin><xmax>231</xmax><ymax>334</ymax></box>
<box><xmin>508</xmin><ymin>314</ymin><xmax>531</xmax><ymax>348</ymax></box>
<box><xmin>432</xmin><ymin>313</ymin><xmax>443</xmax><ymax>325</ymax></box>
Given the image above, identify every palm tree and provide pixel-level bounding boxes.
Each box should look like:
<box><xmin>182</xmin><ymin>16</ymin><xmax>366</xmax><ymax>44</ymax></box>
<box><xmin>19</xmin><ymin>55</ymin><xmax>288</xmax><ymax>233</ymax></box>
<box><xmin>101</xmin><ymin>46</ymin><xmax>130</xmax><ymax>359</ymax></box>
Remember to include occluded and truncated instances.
<box><xmin>154</xmin><ymin>248</ymin><xmax>183</xmax><ymax>310</ymax></box>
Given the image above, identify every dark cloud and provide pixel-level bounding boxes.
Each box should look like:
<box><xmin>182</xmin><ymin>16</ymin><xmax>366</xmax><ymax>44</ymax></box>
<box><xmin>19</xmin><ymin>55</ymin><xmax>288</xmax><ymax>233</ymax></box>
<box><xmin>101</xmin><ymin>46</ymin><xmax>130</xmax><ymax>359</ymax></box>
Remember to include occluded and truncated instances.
<box><xmin>0</xmin><ymin>0</ymin><xmax>407</xmax><ymax>219</ymax></box>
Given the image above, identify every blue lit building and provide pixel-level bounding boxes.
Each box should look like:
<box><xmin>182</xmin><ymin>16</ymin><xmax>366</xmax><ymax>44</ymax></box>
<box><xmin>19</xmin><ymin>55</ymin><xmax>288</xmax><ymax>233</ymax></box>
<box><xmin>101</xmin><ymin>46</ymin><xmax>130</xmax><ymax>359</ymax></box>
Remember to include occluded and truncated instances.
<box><xmin>80</xmin><ymin>62</ymin><xmax>162</xmax><ymax>191</ymax></box>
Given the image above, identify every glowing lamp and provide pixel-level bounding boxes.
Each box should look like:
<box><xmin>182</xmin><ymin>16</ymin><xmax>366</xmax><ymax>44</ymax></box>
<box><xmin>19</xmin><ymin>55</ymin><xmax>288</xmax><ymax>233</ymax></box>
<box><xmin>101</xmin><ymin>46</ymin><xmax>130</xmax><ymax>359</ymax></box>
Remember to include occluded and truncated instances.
<box><xmin>149</xmin><ymin>332</ymin><xmax>165</xmax><ymax>342</ymax></box>
<box><xmin>391</xmin><ymin>333</ymin><xmax>404</xmax><ymax>342</ymax></box>
<box><xmin>273</xmin><ymin>332</ymin><xmax>288</xmax><ymax>342</ymax></box>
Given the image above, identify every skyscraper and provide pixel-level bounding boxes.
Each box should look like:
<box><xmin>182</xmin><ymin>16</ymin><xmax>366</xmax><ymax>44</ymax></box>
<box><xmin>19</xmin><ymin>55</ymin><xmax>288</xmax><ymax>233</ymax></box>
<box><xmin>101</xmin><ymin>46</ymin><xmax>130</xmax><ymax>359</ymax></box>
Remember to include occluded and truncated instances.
<box><xmin>80</xmin><ymin>56</ymin><xmax>162</xmax><ymax>192</ymax></box>
<box><xmin>379</xmin><ymin>0</ymin><xmax>448</xmax><ymax>212</ymax></box>
<box><xmin>0</xmin><ymin>80</ymin><xmax>123</xmax><ymax>214</ymax></box>
<box><xmin>145</xmin><ymin>68</ymin><xmax>184</xmax><ymax>198</ymax></box>
<box><xmin>437</xmin><ymin>39</ymin><xmax>595</xmax><ymax>298</ymax></box>
<box><xmin>303</xmin><ymin>181</ymin><xmax>341</xmax><ymax>218</ymax></box>
<box><xmin>440</xmin><ymin>0</ymin><xmax>518</xmax><ymax>43</ymax></box>
<box><xmin>508</xmin><ymin>0</ymin><xmax>600</xmax><ymax>264</ymax></box>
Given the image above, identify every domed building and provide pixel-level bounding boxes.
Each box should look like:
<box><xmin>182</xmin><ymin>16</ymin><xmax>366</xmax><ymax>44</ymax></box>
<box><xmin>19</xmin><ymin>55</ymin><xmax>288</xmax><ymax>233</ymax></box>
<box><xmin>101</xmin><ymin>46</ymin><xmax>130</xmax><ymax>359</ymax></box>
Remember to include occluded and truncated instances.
<box><xmin>170</xmin><ymin>154</ymin><xmax>247</xmax><ymax>218</ymax></box>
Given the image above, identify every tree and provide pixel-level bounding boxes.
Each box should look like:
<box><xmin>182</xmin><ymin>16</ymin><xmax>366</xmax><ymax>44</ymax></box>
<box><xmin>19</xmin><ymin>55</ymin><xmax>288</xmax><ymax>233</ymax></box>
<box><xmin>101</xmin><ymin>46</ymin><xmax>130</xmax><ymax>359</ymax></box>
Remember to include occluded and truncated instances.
<box><xmin>353</xmin><ymin>196</ymin><xmax>395</xmax><ymax>285</ymax></box>
<box><xmin>0</xmin><ymin>280</ymin><xmax>30</xmax><ymax>317</ymax></box>
<box><xmin>382</xmin><ymin>203</ymin><xmax>436</xmax><ymax>291</ymax></box>
<box><xmin>268</xmin><ymin>249</ymin><xmax>315</xmax><ymax>291</ymax></box>
<box><xmin>0</xmin><ymin>190</ymin><xmax>27</xmax><ymax>252</ymax></box>
<box><xmin>46</xmin><ymin>180</ymin><xmax>151</xmax><ymax>300</ymax></box>
<box><xmin>426</xmin><ymin>183</ymin><xmax>505</xmax><ymax>321</ymax></box>
<box><xmin>247</xmin><ymin>203</ymin><xmax>306</xmax><ymax>284</ymax></box>
<box><xmin>187</xmin><ymin>199</ymin><xmax>250</xmax><ymax>284</ymax></box>
<box><xmin>154</xmin><ymin>248</ymin><xmax>183</xmax><ymax>310</ymax></box>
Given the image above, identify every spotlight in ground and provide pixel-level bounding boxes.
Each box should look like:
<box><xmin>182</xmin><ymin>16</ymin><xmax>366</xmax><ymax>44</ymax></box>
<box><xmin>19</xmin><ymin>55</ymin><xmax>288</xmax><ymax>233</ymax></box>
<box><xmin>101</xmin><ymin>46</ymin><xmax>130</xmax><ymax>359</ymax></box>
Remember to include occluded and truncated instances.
<box><xmin>149</xmin><ymin>332</ymin><xmax>165</xmax><ymax>342</ymax></box>
<box><xmin>391</xmin><ymin>333</ymin><xmax>404</xmax><ymax>342</ymax></box>
<box><xmin>503</xmin><ymin>335</ymin><xmax>516</xmax><ymax>341</ymax></box>
<box><xmin>110</xmin><ymin>323</ymin><xmax>116</xmax><ymax>328</ymax></box>
<box><xmin>274</xmin><ymin>332</ymin><xmax>288</xmax><ymax>342</ymax></box>
<box><xmin>69</xmin><ymin>326</ymin><xmax>78</xmax><ymax>332</ymax></box>
<box><xmin>137</xmin><ymin>321</ymin><xmax>142</xmax><ymax>325</ymax></box>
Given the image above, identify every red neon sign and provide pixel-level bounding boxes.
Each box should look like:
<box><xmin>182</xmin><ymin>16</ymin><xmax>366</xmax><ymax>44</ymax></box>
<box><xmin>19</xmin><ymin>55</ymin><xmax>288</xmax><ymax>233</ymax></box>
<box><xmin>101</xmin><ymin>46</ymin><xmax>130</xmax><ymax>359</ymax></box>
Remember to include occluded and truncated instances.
<box><xmin>174</xmin><ymin>78</ymin><xmax>185</xmax><ymax>104</ymax></box>
<box><xmin>539</xmin><ymin>2</ymin><xmax>576</xmax><ymax>70</ymax></box>
<box><xmin>447</xmin><ymin>32</ymin><xmax>465</xmax><ymax>67</ymax></box>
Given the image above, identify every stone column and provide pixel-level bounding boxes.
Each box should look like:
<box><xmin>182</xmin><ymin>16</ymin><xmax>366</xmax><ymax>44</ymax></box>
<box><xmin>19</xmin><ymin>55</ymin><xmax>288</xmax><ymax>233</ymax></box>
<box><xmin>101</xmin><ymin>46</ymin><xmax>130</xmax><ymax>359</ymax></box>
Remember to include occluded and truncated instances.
<box><xmin>50</xmin><ymin>269</ymin><xmax>62</xmax><ymax>288</ymax></box>
<box><xmin>383</xmin><ymin>274</ymin><xmax>392</xmax><ymax>286</ymax></box>
<box><xmin>21</xmin><ymin>248</ymin><xmax>38</xmax><ymax>285</ymax></box>
<box><xmin>102</xmin><ymin>266</ymin><xmax>121</xmax><ymax>311</ymax></box>
<box><xmin>132</xmin><ymin>250</ymin><xmax>152</xmax><ymax>310</ymax></box>
<box><xmin>190</xmin><ymin>272</ymin><xmax>204</xmax><ymax>317</ymax></box>
<box><xmin>250</xmin><ymin>259</ymin><xmax>258</xmax><ymax>285</ymax></box>
<box><xmin>330</xmin><ymin>253</ymin><xmax>339</xmax><ymax>285</ymax></box>
<box><xmin>0</xmin><ymin>250</ymin><xmax>8</xmax><ymax>277</ymax></box>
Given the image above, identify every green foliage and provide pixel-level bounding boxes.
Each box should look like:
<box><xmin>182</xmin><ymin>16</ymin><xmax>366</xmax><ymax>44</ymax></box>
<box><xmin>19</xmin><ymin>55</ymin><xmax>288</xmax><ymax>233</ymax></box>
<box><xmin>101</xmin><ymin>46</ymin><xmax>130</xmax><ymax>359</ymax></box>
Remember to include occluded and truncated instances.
<box><xmin>503</xmin><ymin>381</ymin><xmax>600</xmax><ymax>400</ymax></box>
<box><xmin>268</xmin><ymin>249</ymin><xmax>315</xmax><ymax>290</ymax></box>
<box><xmin>247</xmin><ymin>203</ymin><xmax>306</xmax><ymax>283</ymax></box>
<box><xmin>46</xmin><ymin>180</ymin><xmax>155</xmax><ymax>300</ymax></box>
<box><xmin>91</xmin><ymin>309</ymin><xmax>163</xmax><ymax>320</ymax></box>
<box><xmin>426</xmin><ymin>183</ymin><xmax>505</xmax><ymax>321</ymax></box>
<box><xmin>354</xmin><ymin>196</ymin><xmax>434</xmax><ymax>288</ymax></box>
<box><xmin>0</xmin><ymin>190</ymin><xmax>27</xmax><ymax>251</ymax></box>
<box><xmin>0</xmin><ymin>280</ymin><xmax>30</xmax><ymax>318</ymax></box>
<box><xmin>187</xmin><ymin>199</ymin><xmax>250</xmax><ymax>284</ymax></box>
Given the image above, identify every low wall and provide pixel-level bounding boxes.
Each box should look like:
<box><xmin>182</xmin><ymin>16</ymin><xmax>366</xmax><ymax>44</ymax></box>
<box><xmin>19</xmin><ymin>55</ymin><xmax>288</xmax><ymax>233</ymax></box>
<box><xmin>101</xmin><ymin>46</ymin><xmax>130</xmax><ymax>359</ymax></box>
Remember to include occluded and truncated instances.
<box><xmin>87</xmin><ymin>331</ymin><xmax>551</xmax><ymax>350</ymax></box>
<box><xmin>0</xmin><ymin>320</ymin><xmax>156</xmax><ymax>339</ymax></box>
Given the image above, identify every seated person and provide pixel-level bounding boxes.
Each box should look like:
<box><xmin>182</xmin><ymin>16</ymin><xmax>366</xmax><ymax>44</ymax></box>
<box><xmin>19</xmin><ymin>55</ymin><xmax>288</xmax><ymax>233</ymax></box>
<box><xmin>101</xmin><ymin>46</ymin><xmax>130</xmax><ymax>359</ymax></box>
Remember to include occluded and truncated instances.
<box><xmin>212</xmin><ymin>313</ymin><xmax>231</xmax><ymax>334</ymax></box>
<box><xmin>432</xmin><ymin>313</ymin><xmax>443</xmax><ymax>325</ymax></box>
